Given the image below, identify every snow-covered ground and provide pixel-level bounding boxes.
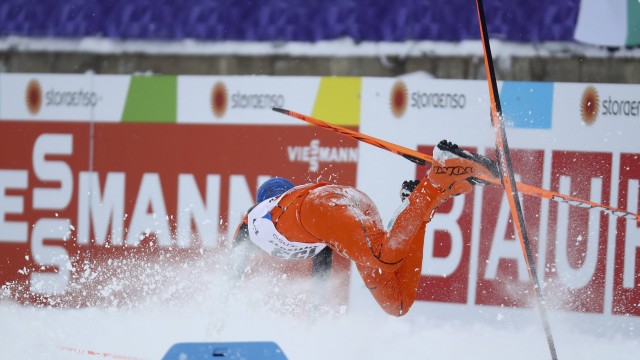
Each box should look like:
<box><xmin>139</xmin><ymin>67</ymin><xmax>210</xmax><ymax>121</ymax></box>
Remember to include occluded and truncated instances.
<box><xmin>2</xmin><ymin>254</ymin><xmax>639</xmax><ymax>360</ymax></box>
<box><xmin>3</xmin><ymin>293</ymin><xmax>640</xmax><ymax>360</ymax></box>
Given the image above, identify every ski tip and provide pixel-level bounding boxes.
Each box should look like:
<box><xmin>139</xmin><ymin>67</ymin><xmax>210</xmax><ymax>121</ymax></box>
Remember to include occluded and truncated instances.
<box><xmin>272</xmin><ymin>107</ymin><xmax>287</xmax><ymax>114</ymax></box>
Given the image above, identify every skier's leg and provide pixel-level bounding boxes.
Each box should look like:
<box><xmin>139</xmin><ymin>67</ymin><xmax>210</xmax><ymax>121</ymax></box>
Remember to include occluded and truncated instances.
<box><xmin>354</xmin><ymin>140</ymin><xmax>500</xmax><ymax>315</ymax></box>
<box><xmin>294</xmin><ymin>175</ymin><xmax>447</xmax><ymax>273</ymax></box>
<box><xmin>356</xmin><ymin>222</ymin><xmax>426</xmax><ymax>316</ymax></box>
<box><xmin>297</xmin><ymin>140</ymin><xmax>497</xmax><ymax>272</ymax></box>
<box><xmin>297</xmin><ymin>184</ymin><xmax>397</xmax><ymax>270</ymax></box>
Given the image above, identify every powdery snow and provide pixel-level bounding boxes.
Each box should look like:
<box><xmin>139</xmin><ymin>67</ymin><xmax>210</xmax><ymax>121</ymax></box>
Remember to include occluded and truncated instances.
<box><xmin>1</xmin><ymin>248</ymin><xmax>639</xmax><ymax>360</ymax></box>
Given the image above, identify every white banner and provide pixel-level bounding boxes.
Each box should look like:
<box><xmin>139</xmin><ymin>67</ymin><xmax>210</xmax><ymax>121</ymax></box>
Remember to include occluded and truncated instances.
<box><xmin>177</xmin><ymin>75</ymin><xmax>320</xmax><ymax>124</ymax></box>
<box><xmin>353</xmin><ymin>77</ymin><xmax>640</xmax><ymax>332</ymax></box>
<box><xmin>0</xmin><ymin>74</ymin><xmax>129</xmax><ymax>122</ymax></box>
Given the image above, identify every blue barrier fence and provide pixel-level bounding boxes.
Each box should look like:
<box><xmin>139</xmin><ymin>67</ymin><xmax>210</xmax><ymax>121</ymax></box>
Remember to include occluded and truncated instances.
<box><xmin>0</xmin><ymin>0</ymin><xmax>580</xmax><ymax>43</ymax></box>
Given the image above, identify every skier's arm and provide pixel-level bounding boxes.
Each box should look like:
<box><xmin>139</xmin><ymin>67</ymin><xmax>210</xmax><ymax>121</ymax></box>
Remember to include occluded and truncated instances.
<box><xmin>232</xmin><ymin>204</ymin><xmax>258</xmax><ymax>247</ymax></box>
<box><xmin>228</xmin><ymin>209</ymin><xmax>260</xmax><ymax>280</ymax></box>
<box><xmin>232</xmin><ymin>216</ymin><xmax>250</xmax><ymax>246</ymax></box>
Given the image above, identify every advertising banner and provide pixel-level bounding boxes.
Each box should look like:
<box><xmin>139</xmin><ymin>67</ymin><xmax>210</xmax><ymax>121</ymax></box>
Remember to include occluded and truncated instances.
<box><xmin>0</xmin><ymin>73</ymin><xmax>128</xmax><ymax>122</ymax></box>
<box><xmin>355</xmin><ymin>76</ymin><xmax>640</xmax><ymax>323</ymax></box>
<box><xmin>0</xmin><ymin>74</ymin><xmax>357</xmax><ymax>308</ymax></box>
<box><xmin>1</xmin><ymin>73</ymin><xmax>639</xmax><ymax>328</ymax></box>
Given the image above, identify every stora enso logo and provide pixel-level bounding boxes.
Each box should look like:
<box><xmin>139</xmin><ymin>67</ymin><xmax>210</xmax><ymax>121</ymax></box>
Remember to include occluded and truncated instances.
<box><xmin>580</xmin><ymin>86</ymin><xmax>599</xmax><ymax>125</ymax></box>
<box><xmin>24</xmin><ymin>79</ymin><xmax>101</xmax><ymax>115</ymax></box>
<box><xmin>390</xmin><ymin>80</ymin><xmax>408</xmax><ymax>118</ymax></box>
<box><xmin>581</xmin><ymin>85</ymin><xmax>640</xmax><ymax>125</ymax></box>
<box><xmin>26</xmin><ymin>79</ymin><xmax>43</xmax><ymax>115</ymax></box>
<box><xmin>211</xmin><ymin>81</ymin><xmax>228</xmax><ymax>118</ymax></box>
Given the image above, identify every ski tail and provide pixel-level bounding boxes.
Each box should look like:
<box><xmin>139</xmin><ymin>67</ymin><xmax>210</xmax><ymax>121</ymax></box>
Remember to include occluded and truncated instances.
<box><xmin>272</xmin><ymin>107</ymin><xmax>640</xmax><ymax>223</ymax></box>
<box><xmin>476</xmin><ymin>0</ymin><xmax>558</xmax><ymax>358</ymax></box>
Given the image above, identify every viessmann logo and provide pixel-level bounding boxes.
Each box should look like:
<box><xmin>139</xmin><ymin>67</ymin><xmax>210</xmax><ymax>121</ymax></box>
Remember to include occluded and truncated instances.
<box><xmin>25</xmin><ymin>78</ymin><xmax>101</xmax><ymax>115</ymax></box>
<box><xmin>287</xmin><ymin>139</ymin><xmax>358</xmax><ymax>172</ymax></box>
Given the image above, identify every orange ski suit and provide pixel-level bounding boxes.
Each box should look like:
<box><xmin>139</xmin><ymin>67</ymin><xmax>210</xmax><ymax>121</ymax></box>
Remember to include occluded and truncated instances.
<box><xmin>237</xmin><ymin>170</ymin><xmax>470</xmax><ymax>316</ymax></box>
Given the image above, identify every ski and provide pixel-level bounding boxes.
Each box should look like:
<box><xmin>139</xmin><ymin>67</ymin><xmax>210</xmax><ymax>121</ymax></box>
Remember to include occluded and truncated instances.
<box><xmin>475</xmin><ymin>0</ymin><xmax>558</xmax><ymax>358</ymax></box>
<box><xmin>272</xmin><ymin>107</ymin><xmax>640</xmax><ymax>223</ymax></box>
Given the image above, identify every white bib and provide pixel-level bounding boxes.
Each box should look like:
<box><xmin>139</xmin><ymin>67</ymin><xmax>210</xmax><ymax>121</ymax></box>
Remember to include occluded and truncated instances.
<box><xmin>247</xmin><ymin>193</ymin><xmax>326</xmax><ymax>260</ymax></box>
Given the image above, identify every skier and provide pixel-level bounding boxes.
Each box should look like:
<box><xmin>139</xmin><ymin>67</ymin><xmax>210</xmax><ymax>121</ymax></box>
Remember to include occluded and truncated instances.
<box><xmin>232</xmin><ymin>140</ymin><xmax>498</xmax><ymax>316</ymax></box>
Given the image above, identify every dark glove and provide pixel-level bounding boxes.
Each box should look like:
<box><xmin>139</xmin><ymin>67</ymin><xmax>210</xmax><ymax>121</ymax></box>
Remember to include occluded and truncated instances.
<box><xmin>400</xmin><ymin>179</ymin><xmax>420</xmax><ymax>201</ymax></box>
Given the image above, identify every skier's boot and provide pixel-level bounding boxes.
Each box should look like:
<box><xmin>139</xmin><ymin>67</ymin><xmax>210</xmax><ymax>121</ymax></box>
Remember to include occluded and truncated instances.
<box><xmin>428</xmin><ymin>140</ymin><xmax>500</xmax><ymax>196</ymax></box>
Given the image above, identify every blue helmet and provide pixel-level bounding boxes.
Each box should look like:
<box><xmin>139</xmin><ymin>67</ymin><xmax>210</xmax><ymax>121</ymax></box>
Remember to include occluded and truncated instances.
<box><xmin>256</xmin><ymin>177</ymin><xmax>295</xmax><ymax>203</ymax></box>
